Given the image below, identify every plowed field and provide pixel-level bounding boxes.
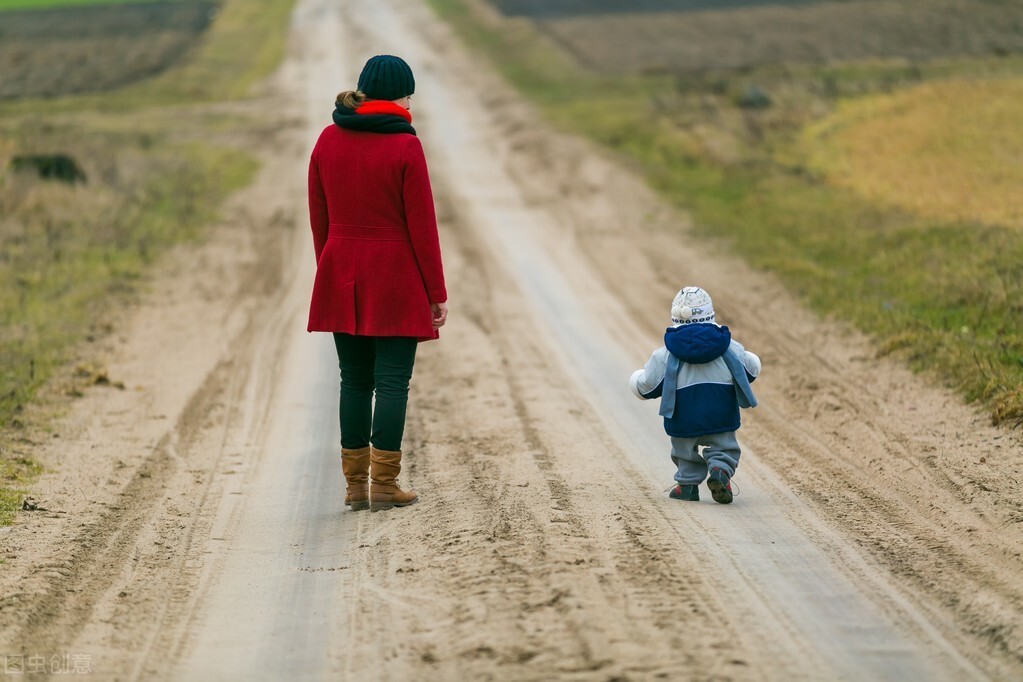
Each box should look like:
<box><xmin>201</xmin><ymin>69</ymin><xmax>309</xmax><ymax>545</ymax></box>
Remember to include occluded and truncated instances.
<box><xmin>0</xmin><ymin>1</ymin><xmax>216</xmax><ymax>99</ymax></box>
<box><xmin>490</xmin><ymin>0</ymin><xmax>1023</xmax><ymax>72</ymax></box>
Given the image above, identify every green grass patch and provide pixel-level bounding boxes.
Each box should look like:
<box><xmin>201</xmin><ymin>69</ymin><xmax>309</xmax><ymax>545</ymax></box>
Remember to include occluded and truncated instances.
<box><xmin>0</xmin><ymin>454</ymin><xmax>42</xmax><ymax>526</ymax></box>
<box><xmin>0</xmin><ymin>0</ymin><xmax>295</xmax><ymax>524</ymax></box>
<box><xmin>428</xmin><ymin>0</ymin><xmax>1023</xmax><ymax>427</ymax></box>
<box><xmin>0</xmin><ymin>126</ymin><xmax>257</xmax><ymax>423</ymax></box>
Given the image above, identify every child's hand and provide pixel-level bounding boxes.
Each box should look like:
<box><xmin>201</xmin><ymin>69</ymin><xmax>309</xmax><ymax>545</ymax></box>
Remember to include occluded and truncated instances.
<box><xmin>629</xmin><ymin>370</ymin><xmax>645</xmax><ymax>399</ymax></box>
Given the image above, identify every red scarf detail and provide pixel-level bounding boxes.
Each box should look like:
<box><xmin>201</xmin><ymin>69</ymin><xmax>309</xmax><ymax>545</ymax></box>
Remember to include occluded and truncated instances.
<box><xmin>355</xmin><ymin>100</ymin><xmax>412</xmax><ymax>124</ymax></box>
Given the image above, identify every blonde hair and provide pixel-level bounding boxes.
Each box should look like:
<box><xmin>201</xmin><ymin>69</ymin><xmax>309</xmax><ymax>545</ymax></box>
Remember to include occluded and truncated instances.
<box><xmin>336</xmin><ymin>90</ymin><xmax>367</xmax><ymax>109</ymax></box>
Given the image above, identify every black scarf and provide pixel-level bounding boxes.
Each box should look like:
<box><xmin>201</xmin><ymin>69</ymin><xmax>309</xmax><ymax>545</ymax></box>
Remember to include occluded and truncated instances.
<box><xmin>333</xmin><ymin>104</ymin><xmax>416</xmax><ymax>135</ymax></box>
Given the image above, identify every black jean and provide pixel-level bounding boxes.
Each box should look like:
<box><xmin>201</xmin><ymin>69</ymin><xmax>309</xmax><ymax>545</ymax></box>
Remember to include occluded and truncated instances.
<box><xmin>332</xmin><ymin>333</ymin><xmax>418</xmax><ymax>452</ymax></box>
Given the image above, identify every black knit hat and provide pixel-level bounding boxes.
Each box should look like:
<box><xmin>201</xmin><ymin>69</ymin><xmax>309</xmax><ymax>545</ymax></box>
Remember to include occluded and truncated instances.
<box><xmin>357</xmin><ymin>55</ymin><xmax>415</xmax><ymax>101</ymax></box>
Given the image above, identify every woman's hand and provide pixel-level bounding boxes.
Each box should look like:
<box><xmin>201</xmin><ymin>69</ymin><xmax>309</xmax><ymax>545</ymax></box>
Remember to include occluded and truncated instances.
<box><xmin>431</xmin><ymin>301</ymin><xmax>448</xmax><ymax>330</ymax></box>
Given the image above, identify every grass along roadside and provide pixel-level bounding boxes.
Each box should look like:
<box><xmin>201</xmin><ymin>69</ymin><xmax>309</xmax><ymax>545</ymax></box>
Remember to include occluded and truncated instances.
<box><xmin>0</xmin><ymin>0</ymin><xmax>296</xmax><ymax>524</ymax></box>
<box><xmin>427</xmin><ymin>0</ymin><xmax>1023</xmax><ymax>427</ymax></box>
<box><xmin>798</xmin><ymin>78</ymin><xmax>1023</xmax><ymax>229</ymax></box>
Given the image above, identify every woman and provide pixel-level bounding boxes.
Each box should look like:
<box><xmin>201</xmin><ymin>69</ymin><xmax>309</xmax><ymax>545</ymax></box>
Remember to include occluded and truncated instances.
<box><xmin>307</xmin><ymin>54</ymin><xmax>448</xmax><ymax>512</ymax></box>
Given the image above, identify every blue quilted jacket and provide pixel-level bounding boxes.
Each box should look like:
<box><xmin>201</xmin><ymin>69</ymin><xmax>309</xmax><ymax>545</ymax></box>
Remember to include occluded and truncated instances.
<box><xmin>629</xmin><ymin>324</ymin><xmax>761</xmax><ymax>438</ymax></box>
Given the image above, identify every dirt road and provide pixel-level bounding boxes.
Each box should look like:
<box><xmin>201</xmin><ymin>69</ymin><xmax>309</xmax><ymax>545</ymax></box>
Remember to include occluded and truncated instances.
<box><xmin>1</xmin><ymin>0</ymin><xmax>1021</xmax><ymax>680</ymax></box>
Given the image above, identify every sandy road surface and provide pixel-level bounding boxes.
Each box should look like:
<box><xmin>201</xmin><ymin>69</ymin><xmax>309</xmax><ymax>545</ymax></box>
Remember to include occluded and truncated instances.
<box><xmin>2</xmin><ymin>0</ymin><xmax>1022</xmax><ymax>680</ymax></box>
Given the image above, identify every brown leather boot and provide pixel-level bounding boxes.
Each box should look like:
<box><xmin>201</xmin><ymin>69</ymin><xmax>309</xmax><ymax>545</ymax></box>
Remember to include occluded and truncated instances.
<box><xmin>341</xmin><ymin>447</ymin><xmax>371</xmax><ymax>511</ymax></box>
<box><xmin>370</xmin><ymin>447</ymin><xmax>418</xmax><ymax>511</ymax></box>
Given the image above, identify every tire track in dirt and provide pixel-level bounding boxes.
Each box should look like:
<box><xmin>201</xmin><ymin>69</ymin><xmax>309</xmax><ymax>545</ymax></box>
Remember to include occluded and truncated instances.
<box><xmin>125</xmin><ymin>216</ymin><xmax>313</xmax><ymax>678</ymax></box>
<box><xmin>380</xmin><ymin>1</ymin><xmax>1014</xmax><ymax>679</ymax></box>
<box><xmin>0</xmin><ymin>124</ymin><xmax>305</xmax><ymax>677</ymax></box>
<box><xmin>450</xmin><ymin>8</ymin><xmax>1023</xmax><ymax>673</ymax></box>
<box><xmin>2</xmin><ymin>426</ymin><xmax>183</xmax><ymax>665</ymax></box>
<box><xmin>333</xmin><ymin>189</ymin><xmax>767</xmax><ymax>679</ymax></box>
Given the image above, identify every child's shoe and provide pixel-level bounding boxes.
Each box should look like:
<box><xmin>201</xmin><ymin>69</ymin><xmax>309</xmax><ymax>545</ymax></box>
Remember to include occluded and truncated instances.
<box><xmin>668</xmin><ymin>484</ymin><xmax>700</xmax><ymax>501</ymax></box>
<box><xmin>707</xmin><ymin>468</ymin><xmax>734</xmax><ymax>504</ymax></box>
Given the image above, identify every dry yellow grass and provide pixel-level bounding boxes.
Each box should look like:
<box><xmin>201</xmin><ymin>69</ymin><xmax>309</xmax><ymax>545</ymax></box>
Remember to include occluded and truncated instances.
<box><xmin>801</xmin><ymin>77</ymin><xmax>1023</xmax><ymax>228</ymax></box>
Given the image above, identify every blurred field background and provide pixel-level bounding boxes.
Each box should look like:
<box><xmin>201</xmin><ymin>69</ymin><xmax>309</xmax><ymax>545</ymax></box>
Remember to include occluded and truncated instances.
<box><xmin>0</xmin><ymin>0</ymin><xmax>296</xmax><ymax>522</ymax></box>
<box><xmin>0</xmin><ymin>1</ymin><xmax>217</xmax><ymax>99</ymax></box>
<box><xmin>430</xmin><ymin>0</ymin><xmax>1023</xmax><ymax>428</ymax></box>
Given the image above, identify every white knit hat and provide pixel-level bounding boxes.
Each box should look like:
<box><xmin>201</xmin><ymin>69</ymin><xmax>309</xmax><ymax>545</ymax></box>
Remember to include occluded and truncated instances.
<box><xmin>670</xmin><ymin>286</ymin><xmax>715</xmax><ymax>326</ymax></box>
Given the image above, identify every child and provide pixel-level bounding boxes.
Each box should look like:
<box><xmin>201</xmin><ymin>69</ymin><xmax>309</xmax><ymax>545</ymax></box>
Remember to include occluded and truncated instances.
<box><xmin>629</xmin><ymin>287</ymin><xmax>761</xmax><ymax>504</ymax></box>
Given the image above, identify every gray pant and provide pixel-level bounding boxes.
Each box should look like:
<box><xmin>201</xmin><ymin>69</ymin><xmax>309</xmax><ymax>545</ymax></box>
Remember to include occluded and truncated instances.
<box><xmin>670</xmin><ymin>431</ymin><xmax>740</xmax><ymax>485</ymax></box>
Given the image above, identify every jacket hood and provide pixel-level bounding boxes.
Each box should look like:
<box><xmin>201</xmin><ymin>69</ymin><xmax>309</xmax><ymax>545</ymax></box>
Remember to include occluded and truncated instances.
<box><xmin>664</xmin><ymin>323</ymin><xmax>731</xmax><ymax>364</ymax></box>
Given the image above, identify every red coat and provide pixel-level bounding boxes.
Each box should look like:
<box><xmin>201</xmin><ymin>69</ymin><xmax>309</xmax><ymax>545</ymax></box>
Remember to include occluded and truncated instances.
<box><xmin>307</xmin><ymin>125</ymin><xmax>447</xmax><ymax>340</ymax></box>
